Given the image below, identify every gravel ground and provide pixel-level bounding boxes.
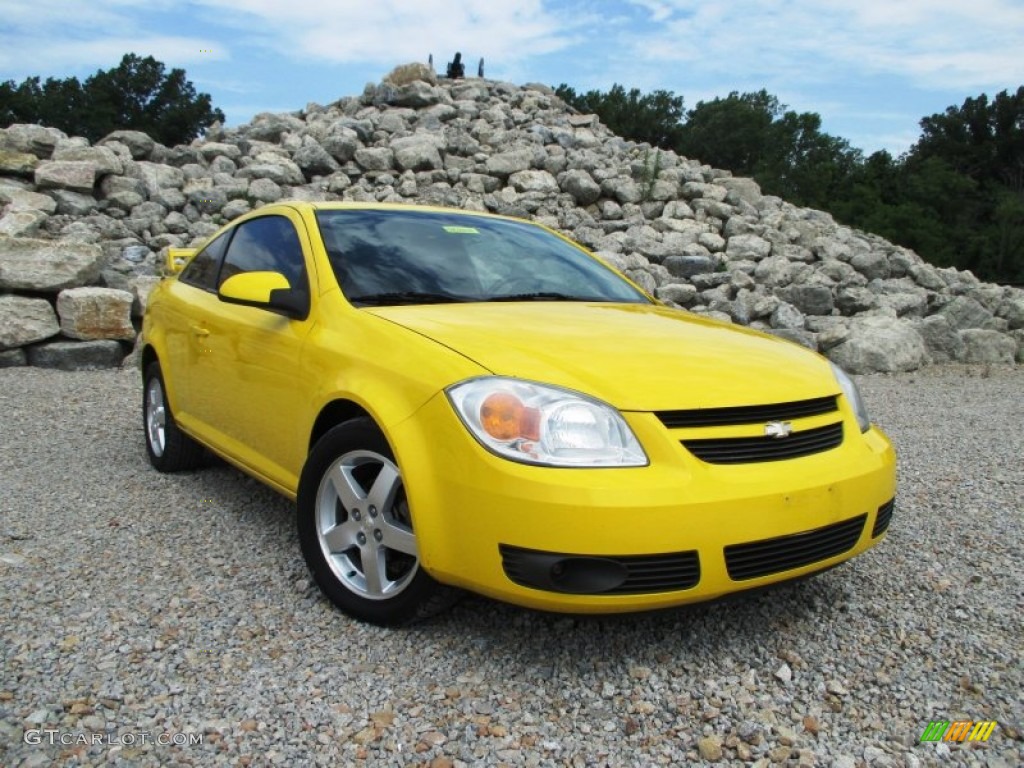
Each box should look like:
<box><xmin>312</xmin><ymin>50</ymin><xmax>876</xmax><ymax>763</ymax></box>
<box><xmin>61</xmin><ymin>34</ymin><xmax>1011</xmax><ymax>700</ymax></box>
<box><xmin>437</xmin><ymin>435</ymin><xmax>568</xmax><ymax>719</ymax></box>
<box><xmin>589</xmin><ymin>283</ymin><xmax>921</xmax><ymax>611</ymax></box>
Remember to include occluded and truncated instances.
<box><xmin>1</xmin><ymin>365</ymin><xmax>1021</xmax><ymax>768</ymax></box>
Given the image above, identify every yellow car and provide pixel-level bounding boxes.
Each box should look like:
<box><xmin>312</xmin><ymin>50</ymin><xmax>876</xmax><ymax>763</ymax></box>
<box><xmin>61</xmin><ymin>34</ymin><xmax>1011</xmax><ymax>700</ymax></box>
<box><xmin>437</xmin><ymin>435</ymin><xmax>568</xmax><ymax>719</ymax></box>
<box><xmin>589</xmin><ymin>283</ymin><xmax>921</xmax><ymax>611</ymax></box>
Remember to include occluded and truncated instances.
<box><xmin>141</xmin><ymin>202</ymin><xmax>896</xmax><ymax>625</ymax></box>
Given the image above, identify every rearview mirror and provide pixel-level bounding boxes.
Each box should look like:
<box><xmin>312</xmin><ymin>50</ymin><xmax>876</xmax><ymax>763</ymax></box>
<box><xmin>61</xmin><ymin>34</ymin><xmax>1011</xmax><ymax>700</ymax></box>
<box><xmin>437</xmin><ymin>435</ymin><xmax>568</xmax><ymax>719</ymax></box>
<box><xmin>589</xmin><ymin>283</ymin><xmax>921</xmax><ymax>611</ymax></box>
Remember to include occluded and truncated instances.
<box><xmin>218</xmin><ymin>271</ymin><xmax>308</xmax><ymax>319</ymax></box>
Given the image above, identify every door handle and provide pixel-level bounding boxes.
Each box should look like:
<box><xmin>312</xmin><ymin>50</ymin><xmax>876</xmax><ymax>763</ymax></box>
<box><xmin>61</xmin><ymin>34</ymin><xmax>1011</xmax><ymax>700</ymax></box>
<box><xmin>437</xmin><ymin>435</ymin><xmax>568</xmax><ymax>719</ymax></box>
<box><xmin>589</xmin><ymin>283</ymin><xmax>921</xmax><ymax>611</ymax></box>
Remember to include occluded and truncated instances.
<box><xmin>191</xmin><ymin>324</ymin><xmax>210</xmax><ymax>338</ymax></box>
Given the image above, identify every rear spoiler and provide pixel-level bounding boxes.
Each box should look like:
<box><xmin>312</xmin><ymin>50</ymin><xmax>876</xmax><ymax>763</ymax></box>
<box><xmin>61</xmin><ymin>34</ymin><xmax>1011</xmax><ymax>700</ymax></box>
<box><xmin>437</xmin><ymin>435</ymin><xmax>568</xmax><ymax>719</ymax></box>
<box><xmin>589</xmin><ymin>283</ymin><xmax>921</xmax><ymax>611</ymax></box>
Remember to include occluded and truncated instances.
<box><xmin>166</xmin><ymin>248</ymin><xmax>196</xmax><ymax>275</ymax></box>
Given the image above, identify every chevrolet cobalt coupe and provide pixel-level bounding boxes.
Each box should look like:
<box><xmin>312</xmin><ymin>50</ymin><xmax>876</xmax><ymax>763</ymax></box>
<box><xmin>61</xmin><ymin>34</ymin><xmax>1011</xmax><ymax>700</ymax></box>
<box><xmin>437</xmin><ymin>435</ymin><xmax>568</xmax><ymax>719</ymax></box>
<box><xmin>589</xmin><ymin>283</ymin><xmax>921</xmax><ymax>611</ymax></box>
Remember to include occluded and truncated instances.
<box><xmin>141</xmin><ymin>202</ymin><xmax>896</xmax><ymax>625</ymax></box>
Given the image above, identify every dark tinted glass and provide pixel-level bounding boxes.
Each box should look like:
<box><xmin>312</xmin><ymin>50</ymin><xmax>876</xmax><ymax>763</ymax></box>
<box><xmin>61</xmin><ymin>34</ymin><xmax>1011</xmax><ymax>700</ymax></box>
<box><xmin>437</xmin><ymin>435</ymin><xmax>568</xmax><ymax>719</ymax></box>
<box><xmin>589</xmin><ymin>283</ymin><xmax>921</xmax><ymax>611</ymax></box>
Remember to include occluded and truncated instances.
<box><xmin>315</xmin><ymin>209</ymin><xmax>649</xmax><ymax>305</ymax></box>
<box><xmin>219</xmin><ymin>215</ymin><xmax>308</xmax><ymax>293</ymax></box>
<box><xmin>179</xmin><ymin>230</ymin><xmax>229</xmax><ymax>291</ymax></box>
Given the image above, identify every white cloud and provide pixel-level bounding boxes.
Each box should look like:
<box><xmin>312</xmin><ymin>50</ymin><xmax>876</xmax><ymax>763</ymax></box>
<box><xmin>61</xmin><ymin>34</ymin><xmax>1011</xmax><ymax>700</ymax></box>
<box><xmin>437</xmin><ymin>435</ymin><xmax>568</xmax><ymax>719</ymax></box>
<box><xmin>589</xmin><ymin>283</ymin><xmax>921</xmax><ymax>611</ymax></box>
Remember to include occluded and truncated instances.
<box><xmin>612</xmin><ymin>0</ymin><xmax>1024</xmax><ymax>91</ymax></box>
<box><xmin>193</xmin><ymin>0</ymin><xmax>581</xmax><ymax>65</ymax></box>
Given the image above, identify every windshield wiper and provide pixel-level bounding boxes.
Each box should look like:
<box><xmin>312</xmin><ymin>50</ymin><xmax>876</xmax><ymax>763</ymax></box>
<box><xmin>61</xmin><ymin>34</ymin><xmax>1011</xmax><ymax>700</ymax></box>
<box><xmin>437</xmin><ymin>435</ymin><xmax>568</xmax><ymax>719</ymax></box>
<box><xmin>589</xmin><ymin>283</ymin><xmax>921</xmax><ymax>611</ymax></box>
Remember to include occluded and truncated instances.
<box><xmin>348</xmin><ymin>291</ymin><xmax>474</xmax><ymax>307</ymax></box>
<box><xmin>486</xmin><ymin>292</ymin><xmax>601</xmax><ymax>302</ymax></box>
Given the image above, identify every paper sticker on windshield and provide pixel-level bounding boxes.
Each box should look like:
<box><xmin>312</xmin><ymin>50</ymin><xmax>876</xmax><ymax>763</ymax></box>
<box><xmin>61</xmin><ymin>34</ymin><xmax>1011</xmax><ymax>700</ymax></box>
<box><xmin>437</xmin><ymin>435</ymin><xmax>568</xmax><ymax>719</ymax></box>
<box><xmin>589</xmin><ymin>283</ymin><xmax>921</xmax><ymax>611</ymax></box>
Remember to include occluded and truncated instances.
<box><xmin>443</xmin><ymin>226</ymin><xmax>479</xmax><ymax>234</ymax></box>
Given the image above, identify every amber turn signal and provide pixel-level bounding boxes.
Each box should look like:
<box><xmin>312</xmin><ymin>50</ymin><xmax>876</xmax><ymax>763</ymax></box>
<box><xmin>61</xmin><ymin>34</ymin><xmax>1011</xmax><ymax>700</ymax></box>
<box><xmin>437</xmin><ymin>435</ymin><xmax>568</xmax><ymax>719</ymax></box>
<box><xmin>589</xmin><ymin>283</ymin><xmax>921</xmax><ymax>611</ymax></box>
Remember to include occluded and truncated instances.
<box><xmin>480</xmin><ymin>392</ymin><xmax>541</xmax><ymax>441</ymax></box>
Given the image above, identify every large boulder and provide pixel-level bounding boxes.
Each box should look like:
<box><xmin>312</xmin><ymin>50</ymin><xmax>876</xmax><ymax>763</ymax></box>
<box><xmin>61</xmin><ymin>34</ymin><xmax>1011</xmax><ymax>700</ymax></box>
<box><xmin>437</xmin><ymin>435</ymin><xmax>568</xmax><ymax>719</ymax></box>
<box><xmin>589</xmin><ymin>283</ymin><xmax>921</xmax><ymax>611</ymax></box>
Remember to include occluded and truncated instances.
<box><xmin>0</xmin><ymin>150</ymin><xmax>39</xmax><ymax>177</ymax></box>
<box><xmin>99</xmin><ymin>130</ymin><xmax>155</xmax><ymax>159</ymax></box>
<box><xmin>826</xmin><ymin>316</ymin><xmax>929</xmax><ymax>373</ymax></box>
<box><xmin>912</xmin><ymin>315</ymin><xmax>965</xmax><ymax>363</ymax></box>
<box><xmin>485</xmin><ymin>150</ymin><xmax>533</xmax><ymax>177</ymax></box>
<box><xmin>34</xmin><ymin>160</ymin><xmax>97</xmax><ymax>193</ymax></box>
<box><xmin>959</xmin><ymin>329</ymin><xmax>1017</xmax><ymax>364</ymax></box>
<box><xmin>390</xmin><ymin>135</ymin><xmax>443</xmax><ymax>172</ymax></box>
<box><xmin>126</xmin><ymin>161</ymin><xmax>185</xmax><ymax>197</ymax></box>
<box><xmin>236</xmin><ymin>154</ymin><xmax>305</xmax><ymax>185</ymax></box>
<box><xmin>0</xmin><ymin>238</ymin><xmax>104</xmax><ymax>292</ymax></box>
<box><xmin>56</xmin><ymin>287</ymin><xmax>136</xmax><ymax>340</ymax></box>
<box><xmin>51</xmin><ymin>145</ymin><xmax>124</xmax><ymax>176</ymax></box>
<box><xmin>1</xmin><ymin>124</ymin><xmax>67</xmax><ymax>158</ymax></box>
<box><xmin>26</xmin><ymin>339</ymin><xmax>125</xmax><ymax>370</ymax></box>
<box><xmin>936</xmin><ymin>295</ymin><xmax>993</xmax><ymax>330</ymax></box>
<box><xmin>0</xmin><ymin>295</ymin><xmax>60</xmax><ymax>349</ymax></box>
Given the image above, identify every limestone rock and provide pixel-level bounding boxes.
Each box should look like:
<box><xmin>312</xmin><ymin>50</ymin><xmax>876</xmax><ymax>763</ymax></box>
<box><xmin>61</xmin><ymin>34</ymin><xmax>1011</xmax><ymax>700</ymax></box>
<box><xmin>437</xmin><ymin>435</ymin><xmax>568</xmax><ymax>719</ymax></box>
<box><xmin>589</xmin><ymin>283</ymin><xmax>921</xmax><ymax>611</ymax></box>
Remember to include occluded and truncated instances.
<box><xmin>781</xmin><ymin>284</ymin><xmax>834</xmax><ymax>316</ymax></box>
<box><xmin>247</xmin><ymin>112</ymin><xmax>305</xmax><ymax>142</ymax></box>
<box><xmin>560</xmin><ymin>170</ymin><xmax>601</xmax><ymax>205</ymax></box>
<box><xmin>56</xmin><ymin>287</ymin><xmax>136</xmax><ymax>340</ymax></box>
<box><xmin>486</xmin><ymin>150</ymin><xmax>533</xmax><ymax>177</ymax></box>
<box><xmin>127</xmin><ymin>276</ymin><xmax>163</xmax><ymax>317</ymax></box>
<box><xmin>912</xmin><ymin>315</ymin><xmax>965</xmax><ymax>363</ymax></box>
<box><xmin>0</xmin><ymin>209</ymin><xmax>47</xmax><ymax>237</ymax></box>
<box><xmin>27</xmin><ymin>339</ymin><xmax>125</xmax><ymax>370</ymax></box>
<box><xmin>391</xmin><ymin>135</ymin><xmax>443</xmax><ymax>172</ymax></box>
<box><xmin>509</xmin><ymin>170</ymin><xmax>559</xmax><ymax>194</ymax></box>
<box><xmin>2</xmin><ymin>123</ymin><xmax>67</xmax><ymax>158</ymax></box>
<box><xmin>0</xmin><ymin>348</ymin><xmax>27</xmax><ymax>367</ymax></box>
<box><xmin>3</xmin><ymin>189</ymin><xmax>58</xmax><ymax>213</ymax></box>
<box><xmin>52</xmin><ymin>145</ymin><xmax>123</xmax><ymax>176</ymax></box>
<box><xmin>0</xmin><ymin>238</ymin><xmax>104</xmax><ymax>292</ymax></box>
<box><xmin>0</xmin><ymin>295</ymin><xmax>60</xmax><ymax>349</ymax></box>
<box><xmin>827</xmin><ymin>317</ymin><xmax>929</xmax><ymax>373</ymax></box>
<box><xmin>0</xmin><ymin>150</ymin><xmax>39</xmax><ymax>177</ymax></box>
<box><xmin>383</xmin><ymin>62</ymin><xmax>438</xmax><ymax>87</ymax></box>
<box><xmin>726</xmin><ymin>233</ymin><xmax>771</xmax><ymax>260</ymax></box>
<box><xmin>127</xmin><ymin>161</ymin><xmax>185</xmax><ymax>197</ymax></box>
<box><xmin>292</xmin><ymin>141</ymin><xmax>341</xmax><ymax>177</ymax></box>
<box><xmin>959</xmin><ymin>329</ymin><xmax>1017</xmax><ymax>364</ymax></box>
<box><xmin>353</xmin><ymin>147</ymin><xmax>394</xmax><ymax>172</ymax></box>
<box><xmin>99</xmin><ymin>130</ymin><xmax>155</xmax><ymax>159</ymax></box>
<box><xmin>34</xmin><ymin>161</ymin><xmax>97</xmax><ymax>192</ymax></box>
<box><xmin>995</xmin><ymin>295</ymin><xmax>1024</xmax><ymax>330</ymax></box>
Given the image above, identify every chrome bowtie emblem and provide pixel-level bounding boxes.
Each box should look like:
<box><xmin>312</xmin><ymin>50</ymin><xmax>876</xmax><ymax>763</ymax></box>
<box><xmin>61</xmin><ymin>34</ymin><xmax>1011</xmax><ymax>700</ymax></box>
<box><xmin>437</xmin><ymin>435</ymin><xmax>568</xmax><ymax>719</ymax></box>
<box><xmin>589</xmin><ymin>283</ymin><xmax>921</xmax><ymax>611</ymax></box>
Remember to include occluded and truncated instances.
<box><xmin>764</xmin><ymin>421</ymin><xmax>793</xmax><ymax>439</ymax></box>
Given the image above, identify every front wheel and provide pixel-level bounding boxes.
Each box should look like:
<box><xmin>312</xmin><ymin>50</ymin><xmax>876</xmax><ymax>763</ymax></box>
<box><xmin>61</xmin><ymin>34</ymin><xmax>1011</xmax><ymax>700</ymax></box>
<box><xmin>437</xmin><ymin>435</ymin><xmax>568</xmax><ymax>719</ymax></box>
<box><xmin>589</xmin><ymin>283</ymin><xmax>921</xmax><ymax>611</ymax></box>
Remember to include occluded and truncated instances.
<box><xmin>143</xmin><ymin>362</ymin><xmax>205</xmax><ymax>472</ymax></box>
<box><xmin>297</xmin><ymin>418</ymin><xmax>458</xmax><ymax>625</ymax></box>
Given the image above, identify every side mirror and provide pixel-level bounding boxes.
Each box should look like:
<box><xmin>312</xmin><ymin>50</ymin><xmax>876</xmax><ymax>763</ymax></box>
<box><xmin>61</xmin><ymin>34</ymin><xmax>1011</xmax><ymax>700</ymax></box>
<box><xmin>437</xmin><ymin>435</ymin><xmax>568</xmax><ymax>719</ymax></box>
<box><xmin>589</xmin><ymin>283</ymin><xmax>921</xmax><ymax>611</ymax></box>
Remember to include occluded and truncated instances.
<box><xmin>218</xmin><ymin>271</ymin><xmax>308</xmax><ymax>319</ymax></box>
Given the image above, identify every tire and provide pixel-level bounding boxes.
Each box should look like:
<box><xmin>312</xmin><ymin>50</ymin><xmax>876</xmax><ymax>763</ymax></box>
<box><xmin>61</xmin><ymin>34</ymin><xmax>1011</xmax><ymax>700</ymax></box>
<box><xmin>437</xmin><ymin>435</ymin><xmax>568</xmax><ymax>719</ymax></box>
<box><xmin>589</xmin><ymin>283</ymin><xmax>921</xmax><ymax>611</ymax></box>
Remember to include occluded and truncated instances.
<box><xmin>143</xmin><ymin>362</ymin><xmax>205</xmax><ymax>472</ymax></box>
<box><xmin>297</xmin><ymin>418</ymin><xmax>458</xmax><ymax>626</ymax></box>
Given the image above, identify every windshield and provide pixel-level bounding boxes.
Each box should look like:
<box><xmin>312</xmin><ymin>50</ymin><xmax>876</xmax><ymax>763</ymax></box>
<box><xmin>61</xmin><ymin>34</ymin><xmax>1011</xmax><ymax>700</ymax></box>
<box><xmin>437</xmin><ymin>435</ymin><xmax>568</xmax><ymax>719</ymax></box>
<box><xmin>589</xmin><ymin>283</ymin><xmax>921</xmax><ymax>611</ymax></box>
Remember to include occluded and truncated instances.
<box><xmin>315</xmin><ymin>209</ymin><xmax>650</xmax><ymax>306</ymax></box>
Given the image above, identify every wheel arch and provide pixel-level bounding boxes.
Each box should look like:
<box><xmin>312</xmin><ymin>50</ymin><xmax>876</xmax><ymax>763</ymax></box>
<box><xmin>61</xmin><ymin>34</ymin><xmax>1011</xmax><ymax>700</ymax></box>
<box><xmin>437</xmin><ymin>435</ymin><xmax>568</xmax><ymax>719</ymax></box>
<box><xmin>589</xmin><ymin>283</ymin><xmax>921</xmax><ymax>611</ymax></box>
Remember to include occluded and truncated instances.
<box><xmin>308</xmin><ymin>399</ymin><xmax>374</xmax><ymax>454</ymax></box>
<box><xmin>140</xmin><ymin>344</ymin><xmax>159</xmax><ymax>379</ymax></box>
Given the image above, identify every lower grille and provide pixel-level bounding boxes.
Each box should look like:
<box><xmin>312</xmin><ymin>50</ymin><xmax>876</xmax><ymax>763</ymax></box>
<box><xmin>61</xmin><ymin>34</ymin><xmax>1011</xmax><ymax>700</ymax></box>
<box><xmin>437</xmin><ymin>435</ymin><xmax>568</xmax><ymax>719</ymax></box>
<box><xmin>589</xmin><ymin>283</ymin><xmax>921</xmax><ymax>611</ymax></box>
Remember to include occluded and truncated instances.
<box><xmin>872</xmin><ymin>498</ymin><xmax>895</xmax><ymax>537</ymax></box>
<box><xmin>724</xmin><ymin>514</ymin><xmax>867</xmax><ymax>580</ymax></box>
<box><xmin>500</xmin><ymin>545</ymin><xmax>700</xmax><ymax>595</ymax></box>
<box><xmin>683</xmin><ymin>422</ymin><xmax>844</xmax><ymax>464</ymax></box>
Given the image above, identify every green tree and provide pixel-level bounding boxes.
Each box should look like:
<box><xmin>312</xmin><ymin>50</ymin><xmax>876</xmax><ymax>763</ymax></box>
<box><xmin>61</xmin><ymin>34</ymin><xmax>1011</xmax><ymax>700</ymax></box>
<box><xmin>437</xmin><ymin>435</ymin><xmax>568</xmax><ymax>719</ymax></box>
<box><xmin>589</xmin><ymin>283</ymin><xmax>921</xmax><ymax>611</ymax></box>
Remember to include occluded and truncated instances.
<box><xmin>675</xmin><ymin>90</ymin><xmax>780</xmax><ymax>176</ymax></box>
<box><xmin>677</xmin><ymin>90</ymin><xmax>861</xmax><ymax>210</ymax></box>
<box><xmin>900</xmin><ymin>87</ymin><xmax>1024</xmax><ymax>283</ymax></box>
<box><xmin>0</xmin><ymin>53</ymin><xmax>225</xmax><ymax>146</ymax></box>
<box><xmin>555</xmin><ymin>83</ymin><xmax>685</xmax><ymax>148</ymax></box>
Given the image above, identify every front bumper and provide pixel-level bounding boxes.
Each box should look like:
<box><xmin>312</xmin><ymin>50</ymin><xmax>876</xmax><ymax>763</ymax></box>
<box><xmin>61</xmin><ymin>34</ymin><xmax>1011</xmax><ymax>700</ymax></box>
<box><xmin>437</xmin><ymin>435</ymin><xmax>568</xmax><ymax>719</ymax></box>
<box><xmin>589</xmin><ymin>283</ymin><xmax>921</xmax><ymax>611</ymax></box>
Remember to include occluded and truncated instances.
<box><xmin>390</xmin><ymin>391</ymin><xmax>897</xmax><ymax>613</ymax></box>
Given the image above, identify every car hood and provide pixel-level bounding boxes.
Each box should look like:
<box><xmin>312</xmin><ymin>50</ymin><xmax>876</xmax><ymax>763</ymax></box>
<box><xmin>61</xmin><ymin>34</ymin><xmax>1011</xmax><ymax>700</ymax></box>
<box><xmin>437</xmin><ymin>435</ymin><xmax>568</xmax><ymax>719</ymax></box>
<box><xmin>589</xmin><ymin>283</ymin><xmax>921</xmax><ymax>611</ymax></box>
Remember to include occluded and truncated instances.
<box><xmin>367</xmin><ymin>302</ymin><xmax>838</xmax><ymax>411</ymax></box>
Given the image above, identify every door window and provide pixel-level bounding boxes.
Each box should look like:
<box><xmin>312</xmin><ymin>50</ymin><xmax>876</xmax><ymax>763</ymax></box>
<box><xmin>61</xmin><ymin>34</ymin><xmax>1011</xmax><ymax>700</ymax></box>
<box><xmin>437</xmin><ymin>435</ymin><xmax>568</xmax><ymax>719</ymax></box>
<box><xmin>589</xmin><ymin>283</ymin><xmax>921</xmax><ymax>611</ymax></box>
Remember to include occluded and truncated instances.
<box><xmin>218</xmin><ymin>215</ymin><xmax>309</xmax><ymax>294</ymax></box>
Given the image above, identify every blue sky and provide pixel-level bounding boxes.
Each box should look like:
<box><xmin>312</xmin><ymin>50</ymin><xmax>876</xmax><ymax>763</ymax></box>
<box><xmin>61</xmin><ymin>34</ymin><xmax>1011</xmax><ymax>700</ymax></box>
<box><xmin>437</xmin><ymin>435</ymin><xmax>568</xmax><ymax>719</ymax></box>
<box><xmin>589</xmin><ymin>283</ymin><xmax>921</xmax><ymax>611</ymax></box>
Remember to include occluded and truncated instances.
<box><xmin>3</xmin><ymin>0</ymin><xmax>1022</xmax><ymax>157</ymax></box>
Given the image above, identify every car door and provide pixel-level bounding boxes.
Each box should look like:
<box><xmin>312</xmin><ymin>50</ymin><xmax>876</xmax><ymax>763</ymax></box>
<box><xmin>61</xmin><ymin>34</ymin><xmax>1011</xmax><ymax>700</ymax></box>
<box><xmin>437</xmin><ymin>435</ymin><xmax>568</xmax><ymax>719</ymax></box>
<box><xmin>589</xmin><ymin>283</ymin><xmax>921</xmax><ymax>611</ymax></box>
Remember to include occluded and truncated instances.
<box><xmin>189</xmin><ymin>211</ymin><xmax>319</xmax><ymax>493</ymax></box>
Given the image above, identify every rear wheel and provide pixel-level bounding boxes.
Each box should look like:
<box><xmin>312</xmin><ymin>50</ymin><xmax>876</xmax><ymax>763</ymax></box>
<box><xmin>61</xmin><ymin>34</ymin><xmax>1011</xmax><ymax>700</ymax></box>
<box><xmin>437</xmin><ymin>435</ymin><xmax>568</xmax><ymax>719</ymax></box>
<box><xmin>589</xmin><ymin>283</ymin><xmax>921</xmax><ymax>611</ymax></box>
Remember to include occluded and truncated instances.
<box><xmin>297</xmin><ymin>418</ymin><xmax>458</xmax><ymax>625</ymax></box>
<box><xmin>143</xmin><ymin>362</ymin><xmax>205</xmax><ymax>472</ymax></box>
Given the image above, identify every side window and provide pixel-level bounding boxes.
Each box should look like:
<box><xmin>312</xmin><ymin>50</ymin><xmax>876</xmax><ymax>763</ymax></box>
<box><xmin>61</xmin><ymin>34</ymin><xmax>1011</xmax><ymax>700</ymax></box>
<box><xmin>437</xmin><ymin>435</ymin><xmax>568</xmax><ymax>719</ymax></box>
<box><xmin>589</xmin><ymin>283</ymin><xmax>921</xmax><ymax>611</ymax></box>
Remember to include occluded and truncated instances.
<box><xmin>179</xmin><ymin>231</ymin><xmax>230</xmax><ymax>291</ymax></box>
<box><xmin>218</xmin><ymin>215</ymin><xmax>308</xmax><ymax>293</ymax></box>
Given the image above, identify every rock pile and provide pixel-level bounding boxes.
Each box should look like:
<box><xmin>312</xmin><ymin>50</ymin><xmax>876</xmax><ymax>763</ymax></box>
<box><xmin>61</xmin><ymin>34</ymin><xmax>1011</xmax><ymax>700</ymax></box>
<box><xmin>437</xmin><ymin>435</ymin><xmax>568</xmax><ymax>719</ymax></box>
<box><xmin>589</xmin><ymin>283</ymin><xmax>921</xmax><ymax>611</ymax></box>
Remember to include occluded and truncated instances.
<box><xmin>1</xmin><ymin>62</ymin><xmax>1022</xmax><ymax>372</ymax></box>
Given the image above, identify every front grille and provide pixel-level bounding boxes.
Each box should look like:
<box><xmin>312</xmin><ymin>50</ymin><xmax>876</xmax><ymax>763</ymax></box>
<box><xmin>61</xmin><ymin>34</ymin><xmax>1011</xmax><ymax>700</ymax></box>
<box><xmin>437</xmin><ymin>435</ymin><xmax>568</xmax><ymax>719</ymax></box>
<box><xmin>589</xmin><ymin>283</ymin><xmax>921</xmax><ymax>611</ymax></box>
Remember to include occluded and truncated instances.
<box><xmin>656</xmin><ymin>395</ymin><xmax>838</xmax><ymax>428</ymax></box>
<box><xmin>724</xmin><ymin>514</ymin><xmax>867</xmax><ymax>580</ymax></box>
<box><xmin>682</xmin><ymin>422</ymin><xmax>843</xmax><ymax>464</ymax></box>
<box><xmin>499</xmin><ymin>545</ymin><xmax>700</xmax><ymax>595</ymax></box>
<box><xmin>872</xmin><ymin>498</ymin><xmax>895</xmax><ymax>537</ymax></box>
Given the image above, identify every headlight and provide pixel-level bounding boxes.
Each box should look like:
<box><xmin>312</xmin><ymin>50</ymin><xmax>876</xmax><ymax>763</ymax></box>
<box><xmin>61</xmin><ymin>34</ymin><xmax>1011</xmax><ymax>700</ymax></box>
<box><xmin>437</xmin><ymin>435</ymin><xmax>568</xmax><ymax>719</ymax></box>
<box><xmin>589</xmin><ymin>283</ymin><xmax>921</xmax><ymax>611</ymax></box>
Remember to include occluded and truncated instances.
<box><xmin>831</xmin><ymin>362</ymin><xmax>870</xmax><ymax>432</ymax></box>
<box><xmin>446</xmin><ymin>377</ymin><xmax>648</xmax><ymax>467</ymax></box>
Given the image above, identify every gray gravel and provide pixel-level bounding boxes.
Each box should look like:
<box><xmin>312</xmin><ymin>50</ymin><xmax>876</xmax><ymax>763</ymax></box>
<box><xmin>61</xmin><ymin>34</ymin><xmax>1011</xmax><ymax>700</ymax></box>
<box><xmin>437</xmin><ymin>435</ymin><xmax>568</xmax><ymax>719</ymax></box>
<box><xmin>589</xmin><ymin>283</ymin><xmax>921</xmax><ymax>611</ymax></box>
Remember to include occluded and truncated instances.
<box><xmin>1</xmin><ymin>365</ymin><xmax>1022</xmax><ymax>768</ymax></box>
